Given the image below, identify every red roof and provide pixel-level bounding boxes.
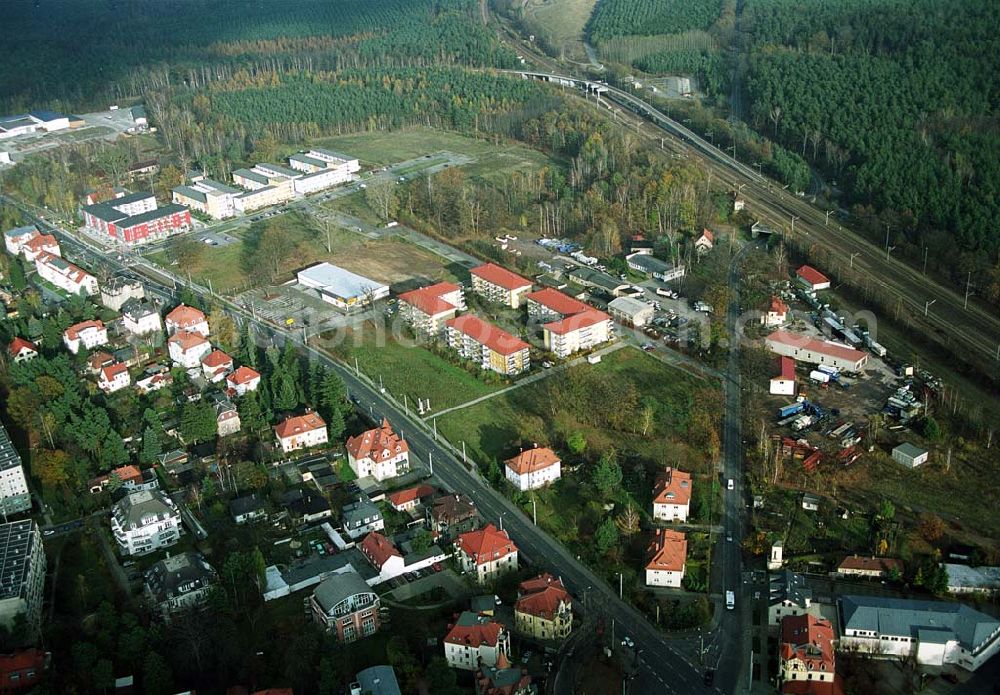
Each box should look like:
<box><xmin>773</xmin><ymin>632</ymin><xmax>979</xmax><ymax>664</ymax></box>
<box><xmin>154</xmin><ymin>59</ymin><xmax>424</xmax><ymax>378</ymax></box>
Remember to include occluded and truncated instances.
<box><xmin>8</xmin><ymin>337</ymin><xmax>37</xmax><ymax>357</ymax></box>
<box><xmin>446</xmin><ymin>315</ymin><xmax>529</xmax><ymax>355</ymax></box>
<box><xmin>165</xmin><ymin>304</ymin><xmax>207</xmax><ymax>328</ymax></box>
<box><xmin>699</xmin><ymin>228</ymin><xmax>714</xmax><ymax>243</ymax></box>
<box><xmin>274</xmin><ymin>412</ymin><xmax>327</xmax><ymax>439</ymax></box>
<box><xmin>780</xmin><ymin>614</ymin><xmax>836</xmax><ymax>677</ymax></box>
<box><xmin>346</xmin><ymin>418</ymin><xmax>408</xmax><ymax>463</ymax></box>
<box><xmin>227</xmin><ymin>365</ymin><xmax>261</xmax><ymax>385</ymax></box>
<box><xmin>65</xmin><ymin>319</ymin><xmax>104</xmax><ymax>341</ymax></box>
<box><xmin>646</xmin><ymin>529</ymin><xmax>687</xmax><ymax>572</ymax></box>
<box><xmin>398</xmin><ymin>282</ymin><xmax>461</xmax><ymax>316</ymax></box>
<box><xmin>505</xmin><ymin>447</ymin><xmax>560</xmax><ymax>475</ymax></box>
<box><xmin>766</xmin><ymin>331</ymin><xmax>868</xmax><ymax>364</ymax></box>
<box><xmin>837</xmin><ymin>555</ymin><xmax>903</xmax><ymax>574</ymax></box>
<box><xmin>796</xmin><ymin>265</ymin><xmax>829</xmax><ymax>287</ymax></box>
<box><xmin>769</xmin><ymin>296</ymin><xmax>789</xmax><ymax>315</ymax></box>
<box><xmin>387</xmin><ymin>484</ymin><xmax>436</xmax><ymax>509</ymax></box>
<box><xmin>543</xmin><ymin>309</ymin><xmax>610</xmax><ymax>335</ymax></box>
<box><xmin>471</xmin><ymin>263</ymin><xmax>531</xmax><ymax>291</ymax></box>
<box><xmin>781</xmin><ymin>680</ymin><xmax>841</xmax><ymax>695</ymax></box>
<box><xmin>775</xmin><ymin>356</ymin><xmax>796</xmax><ymax>380</ymax></box>
<box><xmin>516</xmin><ymin>573</ymin><xmax>571</xmax><ymax>620</ymax></box>
<box><xmin>0</xmin><ymin>648</ymin><xmax>45</xmax><ymax>685</ymax></box>
<box><xmin>168</xmin><ymin>329</ymin><xmax>208</xmax><ymax>351</ymax></box>
<box><xmin>455</xmin><ymin>523</ymin><xmax>517</xmax><ymax>565</ymax></box>
<box><xmin>652</xmin><ymin>468</ymin><xmax>692</xmax><ymax>507</ymax></box>
<box><xmin>201</xmin><ymin>349</ymin><xmax>233</xmax><ymax>369</ymax></box>
<box><xmin>444</xmin><ymin>618</ymin><xmax>503</xmax><ymax>648</ymax></box>
<box><xmin>24</xmin><ymin>233</ymin><xmax>58</xmax><ymax>252</ymax></box>
<box><xmin>87</xmin><ymin>351</ymin><xmax>114</xmax><ymax>370</ymax></box>
<box><xmin>525</xmin><ymin>288</ymin><xmax>590</xmax><ymax>317</ymax></box>
<box><xmin>100</xmin><ymin>362</ymin><xmax>128</xmax><ymax>381</ymax></box>
<box><xmin>359</xmin><ymin>531</ymin><xmax>402</xmax><ymax>569</ymax></box>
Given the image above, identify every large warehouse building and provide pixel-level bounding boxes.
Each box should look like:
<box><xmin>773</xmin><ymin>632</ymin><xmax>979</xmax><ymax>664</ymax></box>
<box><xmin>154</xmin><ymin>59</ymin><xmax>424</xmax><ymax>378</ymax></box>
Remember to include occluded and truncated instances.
<box><xmin>296</xmin><ymin>262</ymin><xmax>389</xmax><ymax>311</ymax></box>
<box><xmin>765</xmin><ymin>330</ymin><xmax>869</xmax><ymax>373</ymax></box>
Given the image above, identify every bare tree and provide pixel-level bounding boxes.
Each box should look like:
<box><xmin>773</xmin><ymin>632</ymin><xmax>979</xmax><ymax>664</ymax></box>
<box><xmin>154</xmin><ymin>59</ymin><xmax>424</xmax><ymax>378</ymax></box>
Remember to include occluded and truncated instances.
<box><xmin>365</xmin><ymin>176</ymin><xmax>398</xmax><ymax>223</ymax></box>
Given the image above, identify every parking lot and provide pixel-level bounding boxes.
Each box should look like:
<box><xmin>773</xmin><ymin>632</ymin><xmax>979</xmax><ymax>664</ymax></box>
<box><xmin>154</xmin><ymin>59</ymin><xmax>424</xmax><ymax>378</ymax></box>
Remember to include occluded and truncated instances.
<box><xmin>195</xmin><ymin>230</ymin><xmax>238</xmax><ymax>247</ymax></box>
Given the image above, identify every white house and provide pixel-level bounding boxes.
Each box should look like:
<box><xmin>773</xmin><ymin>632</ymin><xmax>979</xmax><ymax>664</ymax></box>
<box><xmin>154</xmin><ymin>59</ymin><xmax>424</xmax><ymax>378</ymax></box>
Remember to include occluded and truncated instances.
<box><xmin>770</xmin><ymin>356</ymin><xmax>796</xmax><ymax>396</ymax></box>
<box><xmin>274</xmin><ymin>412</ymin><xmax>328</xmax><ymax>453</ymax></box>
<box><xmin>645</xmin><ymin>529</ymin><xmax>687</xmax><ymax>588</ymax></box>
<box><xmin>694</xmin><ymin>229</ymin><xmax>714</xmax><ymax>255</ymax></box>
<box><xmin>164</xmin><ymin>304</ymin><xmax>209</xmax><ymax>337</ymax></box>
<box><xmin>346</xmin><ymin>419</ymin><xmax>409</xmax><ymax>482</ymax></box>
<box><xmin>454</xmin><ymin>524</ymin><xmax>518</xmax><ymax>585</ymax></box>
<box><xmin>768</xmin><ymin>570</ymin><xmax>815</xmax><ymax>626</ymax></box>
<box><xmin>795</xmin><ymin>265</ymin><xmax>830</xmax><ymax>292</ymax></box>
<box><xmin>98</xmin><ymin>363</ymin><xmax>131</xmax><ymax>393</ymax></box>
<box><xmin>342</xmin><ymin>498</ymin><xmax>385</xmax><ymax>540</ymax></box>
<box><xmin>651</xmin><ymin>468</ymin><xmax>691</xmax><ymax>523</ymax></box>
<box><xmin>200</xmin><ymin>349</ymin><xmax>234</xmax><ymax>383</ymax></box>
<box><xmin>34</xmin><ymin>252</ymin><xmax>98</xmax><ymax>295</ymax></box>
<box><xmin>19</xmin><ymin>233</ymin><xmax>60</xmax><ymax>262</ymax></box>
<box><xmin>111</xmin><ymin>490</ymin><xmax>182</xmax><ymax>556</ymax></box>
<box><xmin>121</xmin><ymin>300</ymin><xmax>162</xmax><ymax>336</ymax></box>
<box><xmin>168</xmin><ymin>330</ymin><xmax>211</xmax><ymax>369</ymax></box>
<box><xmin>763</xmin><ymin>296</ymin><xmax>789</xmax><ymax>327</ymax></box>
<box><xmin>63</xmin><ymin>320</ymin><xmax>108</xmax><ymax>354</ymax></box>
<box><xmin>443</xmin><ymin>612</ymin><xmax>511</xmax><ymax>671</ymax></box>
<box><xmin>608</xmin><ymin>296</ymin><xmax>654</xmax><ymax>327</ymax></box>
<box><xmin>7</xmin><ymin>338</ymin><xmax>38</xmax><ymax>363</ymax></box>
<box><xmin>3</xmin><ymin>225</ymin><xmax>38</xmax><ymax>256</ymax></box>
<box><xmin>226</xmin><ymin>366</ymin><xmax>261</xmax><ymax>396</ymax></box>
<box><xmin>504</xmin><ymin>447</ymin><xmax>561</xmax><ymax>491</ymax></box>
<box><xmin>135</xmin><ymin>372</ymin><xmax>172</xmax><ymax>395</ymax></box>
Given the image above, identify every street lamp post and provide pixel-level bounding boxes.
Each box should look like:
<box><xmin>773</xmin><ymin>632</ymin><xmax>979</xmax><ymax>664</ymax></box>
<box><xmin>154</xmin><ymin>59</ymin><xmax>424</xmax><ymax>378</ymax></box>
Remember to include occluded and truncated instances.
<box><xmin>924</xmin><ymin>299</ymin><xmax>936</xmax><ymax>316</ymax></box>
<box><xmin>886</xmin><ymin>245</ymin><xmax>896</xmax><ymax>261</ymax></box>
<box><xmin>825</xmin><ymin>210</ymin><xmax>833</xmax><ymax>226</ymax></box>
<box><xmin>790</xmin><ymin>215</ymin><xmax>799</xmax><ymax>236</ymax></box>
<box><xmin>850</xmin><ymin>252</ymin><xmax>861</xmax><ymax>269</ymax></box>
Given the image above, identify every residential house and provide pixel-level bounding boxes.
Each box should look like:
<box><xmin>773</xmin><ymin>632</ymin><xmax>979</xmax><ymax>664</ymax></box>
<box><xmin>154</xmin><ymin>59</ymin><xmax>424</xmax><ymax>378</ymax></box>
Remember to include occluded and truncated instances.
<box><xmin>227</xmin><ymin>366</ymin><xmax>262</xmax><ymax>396</ymax></box>
<box><xmin>20</xmin><ymin>233</ymin><xmax>60</xmax><ymax>262</ymax></box>
<box><xmin>469</xmin><ymin>263</ymin><xmax>532</xmax><ymax>308</ymax></box>
<box><xmin>651</xmin><ymin>468</ymin><xmax>692</xmax><ymax>523</ymax></box>
<box><xmin>892</xmin><ymin>442</ymin><xmax>929</xmax><ymax>469</ymax></box>
<box><xmin>838</xmin><ymin>595</ymin><xmax>1000</xmax><ymax>671</ymax></box>
<box><xmin>144</xmin><ymin>552</ymin><xmax>218</xmax><ymax>622</ymax></box>
<box><xmin>694</xmin><ymin>229</ymin><xmax>714</xmax><ymax>255</ymax></box>
<box><xmin>121</xmin><ymin>299</ymin><xmax>162</xmax><ymax>336</ymax></box>
<box><xmin>769</xmin><ymin>570</ymin><xmax>815</xmax><ymax>626</ymax></box>
<box><xmin>525</xmin><ymin>288</ymin><xmax>591</xmax><ymax>324</ymax></box>
<box><xmin>770</xmin><ymin>356</ymin><xmax>796</xmax><ymax>396</ymax></box>
<box><xmin>387</xmin><ymin>484</ymin><xmax>437</xmax><ymax>513</ymax></box>
<box><xmin>281</xmin><ymin>488</ymin><xmax>332</xmax><ymax>524</ymax></box>
<box><xmin>88</xmin><ymin>464</ymin><xmax>158</xmax><ymax>494</ymax></box>
<box><xmin>98</xmin><ymin>362</ymin><xmax>131</xmax><ymax>393</ymax></box>
<box><xmin>164</xmin><ymin>304</ymin><xmax>209</xmax><ymax>337</ymax></box>
<box><xmin>87</xmin><ymin>350</ymin><xmax>115</xmax><ymax>374</ymax></box>
<box><xmin>625</xmin><ymin>252</ymin><xmax>685</xmax><ymax>282</ymax></box>
<box><xmin>100</xmin><ymin>277</ymin><xmax>144</xmax><ymax>311</ymax></box>
<box><xmin>34</xmin><ymin>252</ymin><xmax>98</xmax><ymax>295</ymax></box>
<box><xmin>608</xmin><ymin>296</ymin><xmax>654</xmax><ymax>327</ymax></box>
<box><xmin>274</xmin><ymin>412</ymin><xmax>328</xmax><ymax>454</ymax></box>
<box><xmin>309</xmin><ymin>570</ymin><xmax>381</xmax><ymax>643</ymax></box>
<box><xmin>504</xmin><ymin>447</ymin><xmax>561</xmax><ymax>492</ymax></box>
<box><xmin>0</xmin><ymin>649</ymin><xmax>46</xmax><ymax>691</ymax></box>
<box><xmin>397</xmin><ymin>282</ymin><xmax>466</xmax><ymax>335</ymax></box>
<box><xmin>110</xmin><ymin>489</ymin><xmax>182</xmax><ymax>556</ymax></box>
<box><xmin>542</xmin><ymin>310</ymin><xmax>613</xmax><ymax>358</ymax></box>
<box><xmin>645</xmin><ymin>529</ymin><xmax>687</xmax><ymax>588</ymax></box>
<box><xmin>0</xmin><ymin>425</ymin><xmax>33</xmax><ymax>516</ymax></box>
<box><xmin>201</xmin><ymin>349</ymin><xmax>234</xmax><ymax>383</ymax></box>
<box><xmin>801</xmin><ymin>494</ymin><xmax>821</xmax><ymax>512</ymax></box>
<box><xmin>428</xmin><ymin>493</ymin><xmax>478</xmax><ymax>539</ymax></box>
<box><xmin>359</xmin><ymin>531</ymin><xmax>404</xmax><ymax>581</ymax></box>
<box><xmin>215</xmin><ymin>397</ymin><xmax>241</xmax><ymax>437</ymax></box>
<box><xmin>0</xmin><ymin>520</ymin><xmax>46</xmax><ymax>633</ymax></box>
<box><xmin>136</xmin><ymin>371</ymin><xmax>172</xmax><ymax>394</ymax></box>
<box><xmin>3</xmin><ymin>225</ymin><xmax>39</xmax><ymax>256</ymax></box>
<box><xmin>454</xmin><ymin>524</ymin><xmax>518</xmax><ymax>584</ymax></box>
<box><xmin>346</xmin><ymin>418</ymin><xmax>409</xmax><ymax>482</ymax></box>
<box><xmin>7</xmin><ymin>338</ymin><xmax>37</xmax><ymax>363</ymax></box>
<box><xmin>342</xmin><ymin>498</ymin><xmax>385</xmax><ymax>540</ymax></box>
<box><xmin>475</xmin><ymin>655</ymin><xmax>536</xmax><ymax>695</ymax></box>
<box><xmin>443</xmin><ymin>611</ymin><xmax>511</xmax><ymax>671</ymax></box>
<box><xmin>352</xmin><ymin>666</ymin><xmax>401</xmax><ymax>695</ymax></box>
<box><xmin>514</xmin><ymin>573</ymin><xmax>572</xmax><ymax>640</ymax></box>
<box><xmin>763</xmin><ymin>296</ymin><xmax>789</xmax><ymax>327</ymax></box>
<box><xmin>778</xmin><ymin>614</ymin><xmax>838</xmax><ymax>692</ymax></box>
<box><xmin>230</xmin><ymin>494</ymin><xmax>268</xmax><ymax>524</ymax></box>
<box><xmin>795</xmin><ymin>265</ymin><xmax>830</xmax><ymax>292</ymax></box>
<box><xmin>167</xmin><ymin>330</ymin><xmax>211</xmax><ymax>369</ymax></box>
<box><xmin>836</xmin><ymin>555</ymin><xmax>904</xmax><ymax>579</ymax></box>
<box><xmin>446</xmin><ymin>315</ymin><xmax>530</xmax><ymax>376</ymax></box>
<box><xmin>63</xmin><ymin>319</ymin><xmax>108</xmax><ymax>354</ymax></box>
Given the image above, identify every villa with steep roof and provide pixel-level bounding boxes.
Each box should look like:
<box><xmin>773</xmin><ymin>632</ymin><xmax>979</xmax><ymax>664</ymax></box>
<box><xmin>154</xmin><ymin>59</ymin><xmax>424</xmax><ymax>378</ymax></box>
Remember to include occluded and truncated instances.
<box><xmin>346</xmin><ymin>418</ymin><xmax>409</xmax><ymax>482</ymax></box>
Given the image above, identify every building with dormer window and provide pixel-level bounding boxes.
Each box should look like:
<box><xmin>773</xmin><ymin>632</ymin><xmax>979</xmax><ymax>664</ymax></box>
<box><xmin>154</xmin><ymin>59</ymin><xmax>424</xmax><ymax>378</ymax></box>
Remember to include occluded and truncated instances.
<box><xmin>346</xmin><ymin>418</ymin><xmax>409</xmax><ymax>482</ymax></box>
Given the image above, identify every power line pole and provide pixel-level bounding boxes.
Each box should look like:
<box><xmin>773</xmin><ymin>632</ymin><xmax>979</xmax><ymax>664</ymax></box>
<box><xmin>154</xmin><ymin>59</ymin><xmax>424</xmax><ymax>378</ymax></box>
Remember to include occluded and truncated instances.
<box><xmin>964</xmin><ymin>271</ymin><xmax>973</xmax><ymax>309</ymax></box>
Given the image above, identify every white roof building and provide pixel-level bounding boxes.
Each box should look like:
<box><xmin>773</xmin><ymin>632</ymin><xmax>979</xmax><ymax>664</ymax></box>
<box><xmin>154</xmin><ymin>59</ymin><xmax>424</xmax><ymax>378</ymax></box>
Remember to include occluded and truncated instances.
<box><xmin>297</xmin><ymin>262</ymin><xmax>389</xmax><ymax>311</ymax></box>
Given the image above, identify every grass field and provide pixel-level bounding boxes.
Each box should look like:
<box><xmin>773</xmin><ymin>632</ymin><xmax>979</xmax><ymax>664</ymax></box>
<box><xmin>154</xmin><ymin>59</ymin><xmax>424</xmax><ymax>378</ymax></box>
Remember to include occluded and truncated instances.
<box><xmin>323</xmin><ymin>326</ymin><xmax>503</xmax><ymax>411</ymax></box>
<box><xmin>314</xmin><ymin>127</ymin><xmax>553</xmax><ymax>182</ymax></box>
<box><xmin>149</xmin><ymin>241</ymin><xmax>247</xmax><ymax>294</ymax></box>
<box><xmin>518</xmin><ymin>0</ymin><xmax>600</xmax><ymax>60</ymax></box>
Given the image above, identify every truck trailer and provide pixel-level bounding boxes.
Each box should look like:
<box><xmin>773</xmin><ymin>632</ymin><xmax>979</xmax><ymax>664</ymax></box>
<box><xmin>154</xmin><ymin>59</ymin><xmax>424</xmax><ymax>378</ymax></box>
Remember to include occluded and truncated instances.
<box><xmin>809</xmin><ymin>370</ymin><xmax>831</xmax><ymax>384</ymax></box>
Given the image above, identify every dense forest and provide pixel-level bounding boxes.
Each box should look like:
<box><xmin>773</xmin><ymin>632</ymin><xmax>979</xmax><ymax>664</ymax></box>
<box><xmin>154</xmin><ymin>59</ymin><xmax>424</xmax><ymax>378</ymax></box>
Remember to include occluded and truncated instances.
<box><xmin>0</xmin><ymin>0</ymin><xmax>515</xmax><ymax>112</ymax></box>
<box><xmin>587</xmin><ymin>0</ymin><xmax>723</xmax><ymax>43</ymax></box>
<box><xmin>743</xmin><ymin>0</ymin><xmax>1000</xmax><ymax>301</ymax></box>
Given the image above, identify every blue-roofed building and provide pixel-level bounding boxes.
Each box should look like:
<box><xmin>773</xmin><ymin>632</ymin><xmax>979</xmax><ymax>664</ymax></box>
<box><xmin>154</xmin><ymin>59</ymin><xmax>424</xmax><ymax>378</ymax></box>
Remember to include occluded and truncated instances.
<box><xmin>838</xmin><ymin>595</ymin><xmax>1000</xmax><ymax>671</ymax></box>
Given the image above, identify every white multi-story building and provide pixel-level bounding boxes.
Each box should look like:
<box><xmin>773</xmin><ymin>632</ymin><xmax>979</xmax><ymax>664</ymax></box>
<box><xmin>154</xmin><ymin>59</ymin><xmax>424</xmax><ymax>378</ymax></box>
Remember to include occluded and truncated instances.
<box><xmin>504</xmin><ymin>447</ymin><xmax>561</xmax><ymax>491</ymax></box>
<box><xmin>274</xmin><ymin>412</ymin><xmax>328</xmax><ymax>453</ymax></box>
<box><xmin>63</xmin><ymin>319</ymin><xmax>108</xmax><ymax>354</ymax></box>
<box><xmin>226</xmin><ymin>366</ymin><xmax>261</xmax><ymax>396</ymax></box>
<box><xmin>100</xmin><ymin>277</ymin><xmax>144</xmax><ymax>311</ymax></box>
<box><xmin>121</xmin><ymin>299</ymin><xmax>163</xmax><ymax>336</ymax></box>
<box><xmin>443</xmin><ymin>612</ymin><xmax>510</xmax><ymax>671</ymax></box>
<box><xmin>768</xmin><ymin>570</ymin><xmax>816</xmax><ymax>626</ymax></box>
<box><xmin>469</xmin><ymin>263</ymin><xmax>532</xmax><ymax>308</ymax></box>
<box><xmin>651</xmin><ymin>467</ymin><xmax>691</xmax><ymax>523</ymax></box>
<box><xmin>171</xmin><ymin>179</ymin><xmax>240</xmax><ymax>220</ymax></box>
<box><xmin>3</xmin><ymin>225</ymin><xmax>39</xmax><ymax>256</ymax></box>
<box><xmin>111</xmin><ymin>490</ymin><xmax>182</xmax><ymax>556</ymax></box>
<box><xmin>19</xmin><ymin>232</ymin><xmax>60</xmax><ymax>262</ymax></box>
<box><xmin>454</xmin><ymin>524</ymin><xmax>518</xmax><ymax>584</ymax></box>
<box><xmin>645</xmin><ymin>529</ymin><xmax>687</xmax><ymax>588</ymax></box>
<box><xmin>164</xmin><ymin>304</ymin><xmax>209</xmax><ymax>337</ymax></box>
<box><xmin>397</xmin><ymin>282</ymin><xmax>466</xmax><ymax>335</ymax></box>
<box><xmin>200</xmin><ymin>349</ymin><xmax>234</xmax><ymax>383</ymax></box>
<box><xmin>542</xmin><ymin>310</ymin><xmax>613</xmax><ymax>358</ymax></box>
<box><xmin>346</xmin><ymin>419</ymin><xmax>409</xmax><ymax>482</ymax></box>
<box><xmin>0</xmin><ymin>520</ymin><xmax>46</xmax><ymax>635</ymax></box>
<box><xmin>168</xmin><ymin>330</ymin><xmax>211</xmax><ymax>369</ymax></box>
<box><xmin>445</xmin><ymin>315</ymin><xmax>530</xmax><ymax>376</ymax></box>
<box><xmin>144</xmin><ymin>552</ymin><xmax>218</xmax><ymax>622</ymax></box>
<box><xmin>34</xmin><ymin>252</ymin><xmax>98</xmax><ymax>295</ymax></box>
<box><xmin>98</xmin><ymin>362</ymin><xmax>131</xmax><ymax>393</ymax></box>
<box><xmin>0</xmin><ymin>424</ymin><xmax>31</xmax><ymax>516</ymax></box>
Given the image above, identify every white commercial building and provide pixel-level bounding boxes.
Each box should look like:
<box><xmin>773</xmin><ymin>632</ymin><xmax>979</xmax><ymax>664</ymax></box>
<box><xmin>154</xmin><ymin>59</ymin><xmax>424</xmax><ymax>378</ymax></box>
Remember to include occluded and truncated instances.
<box><xmin>765</xmin><ymin>330</ymin><xmax>869</xmax><ymax>373</ymax></box>
<box><xmin>0</xmin><ymin>424</ymin><xmax>31</xmax><ymax>516</ymax></box>
<box><xmin>608</xmin><ymin>296</ymin><xmax>654</xmax><ymax>327</ymax></box>
<box><xmin>0</xmin><ymin>520</ymin><xmax>46</xmax><ymax>634</ymax></box>
<box><xmin>297</xmin><ymin>262</ymin><xmax>389</xmax><ymax>311</ymax></box>
<box><xmin>111</xmin><ymin>490</ymin><xmax>182</xmax><ymax>556</ymax></box>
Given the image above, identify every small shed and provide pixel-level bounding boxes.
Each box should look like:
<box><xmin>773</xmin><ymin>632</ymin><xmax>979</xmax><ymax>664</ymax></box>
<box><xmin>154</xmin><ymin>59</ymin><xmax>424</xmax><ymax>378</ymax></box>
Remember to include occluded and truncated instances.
<box><xmin>892</xmin><ymin>442</ymin><xmax>929</xmax><ymax>469</ymax></box>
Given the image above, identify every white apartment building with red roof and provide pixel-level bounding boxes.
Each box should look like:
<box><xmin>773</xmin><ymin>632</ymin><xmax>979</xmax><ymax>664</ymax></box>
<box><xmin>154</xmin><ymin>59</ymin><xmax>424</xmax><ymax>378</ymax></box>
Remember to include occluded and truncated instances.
<box><xmin>200</xmin><ymin>349</ymin><xmax>234</xmax><ymax>383</ymax></box>
<box><xmin>514</xmin><ymin>573</ymin><xmax>573</xmax><ymax>640</ymax></box>
<box><xmin>98</xmin><ymin>362</ymin><xmax>131</xmax><ymax>393</ymax></box>
<box><xmin>504</xmin><ymin>446</ymin><xmax>561</xmax><ymax>491</ymax></box>
<box><xmin>346</xmin><ymin>418</ymin><xmax>409</xmax><ymax>482</ymax></box>
<box><xmin>167</xmin><ymin>330</ymin><xmax>211</xmax><ymax>369</ymax></box>
<box><xmin>7</xmin><ymin>338</ymin><xmax>37</xmax><ymax>363</ymax></box>
<box><xmin>34</xmin><ymin>252</ymin><xmax>98</xmax><ymax>295</ymax></box>
<box><xmin>454</xmin><ymin>523</ymin><xmax>518</xmax><ymax>584</ymax></box>
<box><xmin>63</xmin><ymin>319</ymin><xmax>108</xmax><ymax>354</ymax></box>
<box><xmin>397</xmin><ymin>282</ymin><xmax>466</xmax><ymax>335</ymax></box>
<box><xmin>470</xmin><ymin>263</ymin><xmax>532</xmax><ymax>308</ymax></box>
<box><xmin>226</xmin><ymin>366</ymin><xmax>261</xmax><ymax>396</ymax></box>
<box><xmin>645</xmin><ymin>529</ymin><xmax>687</xmax><ymax>588</ymax></box>
<box><xmin>20</xmin><ymin>233</ymin><xmax>60</xmax><ymax>262</ymax></box>
<box><xmin>542</xmin><ymin>310</ymin><xmax>613</xmax><ymax>358</ymax></box>
<box><xmin>651</xmin><ymin>467</ymin><xmax>692</xmax><ymax>523</ymax></box>
<box><xmin>443</xmin><ymin>611</ymin><xmax>511</xmax><ymax>671</ymax></box>
<box><xmin>164</xmin><ymin>304</ymin><xmax>209</xmax><ymax>337</ymax></box>
<box><xmin>446</xmin><ymin>315</ymin><xmax>530</xmax><ymax>376</ymax></box>
<box><xmin>274</xmin><ymin>412</ymin><xmax>328</xmax><ymax>453</ymax></box>
<box><xmin>525</xmin><ymin>288</ymin><xmax>591</xmax><ymax>323</ymax></box>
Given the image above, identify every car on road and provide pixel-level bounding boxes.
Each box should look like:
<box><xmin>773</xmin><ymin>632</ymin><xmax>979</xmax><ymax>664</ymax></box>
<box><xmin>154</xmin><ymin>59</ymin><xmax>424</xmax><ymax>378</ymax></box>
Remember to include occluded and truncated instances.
<box><xmin>726</xmin><ymin>532</ymin><xmax>733</xmax><ymax>542</ymax></box>
<box><xmin>541</xmin><ymin>361</ymin><xmax>553</xmax><ymax>368</ymax></box>
<box><xmin>43</xmin><ymin>529</ymin><xmax>55</xmax><ymax>536</ymax></box>
<box><xmin>620</xmin><ymin>636</ymin><xmax>634</xmax><ymax>649</ymax></box>
<box><xmin>727</xmin><ymin>478</ymin><xmax>734</xmax><ymax>490</ymax></box>
<box><xmin>642</xmin><ymin>343</ymin><xmax>655</xmax><ymax>352</ymax></box>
